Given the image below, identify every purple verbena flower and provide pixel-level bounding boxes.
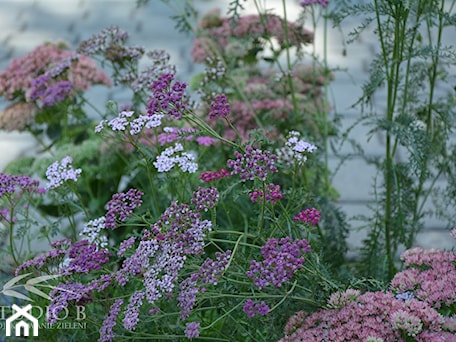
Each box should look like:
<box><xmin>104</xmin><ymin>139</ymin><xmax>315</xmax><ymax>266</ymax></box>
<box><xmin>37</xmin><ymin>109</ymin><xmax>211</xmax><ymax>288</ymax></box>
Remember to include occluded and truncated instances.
<box><xmin>48</xmin><ymin>282</ymin><xmax>94</xmax><ymax>324</ymax></box>
<box><xmin>117</xmin><ymin>236</ymin><xmax>136</xmax><ymax>257</ymax></box>
<box><xmin>64</xmin><ymin>239</ymin><xmax>110</xmax><ymax>275</ymax></box>
<box><xmin>199</xmin><ymin>168</ymin><xmax>230</xmax><ymax>183</ymax></box>
<box><xmin>77</xmin><ymin>26</ymin><xmax>129</xmax><ymax>56</ymax></box>
<box><xmin>29</xmin><ymin>74</ymin><xmax>73</xmax><ymax>106</ymax></box>
<box><xmin>178</xmin><ymin>251</ymin><xmax>231</xmax><ymax>319</ymax></box>
<box><xmin>196</xmin><ymin>136</ymin><xmax>216</xmax><ymax>146</ymax></box>
<box><xmin>0</xmin><ymin>173</ymin><xmax>44</xmax><ymax>198</ymax></box>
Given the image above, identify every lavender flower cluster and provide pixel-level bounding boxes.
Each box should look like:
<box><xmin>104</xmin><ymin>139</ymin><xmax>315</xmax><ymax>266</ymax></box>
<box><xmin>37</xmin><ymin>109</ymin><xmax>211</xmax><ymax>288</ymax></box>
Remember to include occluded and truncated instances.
<box><xmin>199</xmin><ymin>168</ymin><xmax>230</xmax><ymax>183</ymax></box>
<box><xmin>279</xmin><ymin>131</ymin><xmax>317</xmax><ymax>166</ymax></box>
<box><xmin>178</xmin><ymin>250</ymin><xmax>231</xmax><ymax>320</ymax></box>
<box><xmin>247</xmin><ymin>237</ymin><xmax>312</xmax><ymax>289</ymax></box>
<box><xmin>95</xmin><ymin>110</ymin><xmax>164</xmax><ymax>135</ymax></box>
<box><xmin>29</xmin><ymin>74</ymin><xmax>73</xmax><ymax>107</ymax></box>
<box><xmin>45</xmin><ymin>156</ymin><xmax>82</xmax><ymax>189</ymax></box>
<box><xmin>104</xmin><ymin>188</ymin><xmax>143</xmax><ymax>229</ymax></box>
<box><xmin>0</xmin><ymin>173</ymin><xmax>44</xmax><ymax>198</ymax></box>
<box><xmin>153</xmin><ymin>143</ymin><xmax>198</xmax><ymax>173</ymax></box>
<box><xmin>243</xmin><ymin>298</ymin><xmax>270</xmax><ymax>318</ymax></box>
<box><xmin>227</xmin><ymin>145</ymin><xmax>278</xmax><ymax>181</ymax></box>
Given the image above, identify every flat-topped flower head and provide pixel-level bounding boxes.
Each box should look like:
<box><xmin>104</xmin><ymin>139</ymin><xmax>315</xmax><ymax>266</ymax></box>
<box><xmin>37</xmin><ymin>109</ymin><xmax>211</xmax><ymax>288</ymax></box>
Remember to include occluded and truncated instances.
<box><xmin>0</xmin><ymin>173</ymin><xmax>44</xmax><ymax>198</ymax></box>
<box><xmin>293</xmin><ymin>208</ymin><xmax>321</xmax><ymax>226</ymax></box>
<box><xmin>45</xmin><ymin>156</ymin><xmax>82</xmax><ymax>190</ymax></box>
<box><xmin>247</xmin><ymin>237</ymin><xmax>311</xmax><ymax>289</ymax></box>
<box><xmin>153</xmin><ymin>143</ymin><xmax>198</xmax><ymax>174</ymax></box>
<box><xmin>227</xmin><ymin>145</ymin><xmax>277</xmax><ymax>181</ymax></box>
<box><xmin>209</xmin><ymin>93</ymin><xmax>230</xmax><ymax>119</ymax></box>
<box><xmin>279</xmin><ymin>131</ymin><xmax>317</xmax><ymax>166</ymax></box>
<box><xmin>146</xmin><ymin>73</ymin><xmax>188</xmax><ymax>120</ymax></box>
<box><xmin>104</xmin><ymin>188</ymin><xmax>143</xmax><ymax>229</ymax></box>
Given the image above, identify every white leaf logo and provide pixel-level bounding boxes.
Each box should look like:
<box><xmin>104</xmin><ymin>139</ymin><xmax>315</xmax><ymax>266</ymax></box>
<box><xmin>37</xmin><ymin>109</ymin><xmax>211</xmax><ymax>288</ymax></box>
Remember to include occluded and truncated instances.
<box><xmin>1</xmin><ymin>273</ymin><xmax>60</xmax><ymax>302</ymax></box>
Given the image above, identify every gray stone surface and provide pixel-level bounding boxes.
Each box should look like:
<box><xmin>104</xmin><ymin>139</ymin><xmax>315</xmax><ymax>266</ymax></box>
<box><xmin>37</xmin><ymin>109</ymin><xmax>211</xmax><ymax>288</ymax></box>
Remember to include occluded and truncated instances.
<box><xmin>0</xmin><ymin>0</ymin><xmax>453</xmax><ymax>252</ymax></box>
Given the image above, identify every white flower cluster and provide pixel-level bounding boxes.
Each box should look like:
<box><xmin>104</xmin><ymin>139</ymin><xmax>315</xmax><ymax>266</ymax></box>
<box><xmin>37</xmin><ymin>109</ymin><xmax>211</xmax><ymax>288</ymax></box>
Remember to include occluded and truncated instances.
<box><xmin>153</xmin><ymin>143</ymin><xmax>198</xmax><ymax>173</ymax></box>
<box><xmin>80</xmin><ymin>216</ymin><xmax>108</xmax><ymax>249</ymax></box>
<box><xmin>95</xmin><ymin>110</ymin><xmax>163</xmax><ymax>135</ymax></box>
<box><xmin>277</xmin><ymin>131</ymin><xmax>317</xmax><ymax>166</ymax></box>
<box><xmin>45</xmin><ymin>156</ymin><xmax>82</xmax><ymax>189</ymax></box>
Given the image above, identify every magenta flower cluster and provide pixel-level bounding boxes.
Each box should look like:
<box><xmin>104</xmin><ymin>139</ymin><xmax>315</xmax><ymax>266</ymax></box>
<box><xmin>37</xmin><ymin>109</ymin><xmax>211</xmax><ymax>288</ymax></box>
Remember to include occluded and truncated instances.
<box><xmin>247</xmin><ymin>237</ymin><xmax>312</xmax><ymax>289</ymax></box>
<box><xmin>293</xmin><ymin>208</ymin><xmax>321</xmax><ymax>226</ymax></box>
<box><xmin>209</xmin><ymin>93</ymin><xmax>230</xmax><ymax>119</ymax></box>
<box><xmin>104</xmin><ymin>188</ymin><xmax>144</xmax><ymax>229</ymax></box>
<box><xmin>243</xmin><ymin>298</ymin><xmax>270</xmax><ymax>318</ymax></box>
<box><xmin>227</xmin><ymin>145</ymin><xmax>277</xmax><ymax>181</ymax></box>
<box><xmin>199</xmin><ymin>168</ymin><xmax>230</xmax><ymax>182</ymax></box>
<box><xmin>63</xmin><ymin>239</ymin><xmax>111</xmax><ymax>275</ymax></box>
<box><xmin>249</xmin><ymin>183</ymin><xmax>283</xmax><ymax>204</ymax></box>
<box><xmin>146</xmin><ymin>73</ymin><xmax>188</xmax><ymax>120</ymax></box>
<box><xmin>158</xmin><ymin>126</ymin><xmax>197</xmax><ymax>145</ymax></box>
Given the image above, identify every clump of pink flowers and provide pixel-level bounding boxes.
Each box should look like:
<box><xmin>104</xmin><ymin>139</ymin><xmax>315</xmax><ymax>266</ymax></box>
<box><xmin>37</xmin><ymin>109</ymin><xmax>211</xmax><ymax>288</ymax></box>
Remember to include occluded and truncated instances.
<box><xmin>0</xmin><ymin>42</ymin><xmax>110</xmax><ymax>131</ymax></box>
<box><xmin>191</xmin><ymin>9</ymin><xmax>313</xmax><ymax>64</ymax></box>
<box><xmin>390</xmin><ymin>246</ymin><xmax>456</xmax><ymax>310</ymax></box>
<box><xmin>280</xmin><ymin>289</ymin><xmax>451</xmax><ymax>342</ymax></box>
<box><xmin>281</xmin><ymin>237</ymin><xmax>456</xmax><ymax>341</ymax></box>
